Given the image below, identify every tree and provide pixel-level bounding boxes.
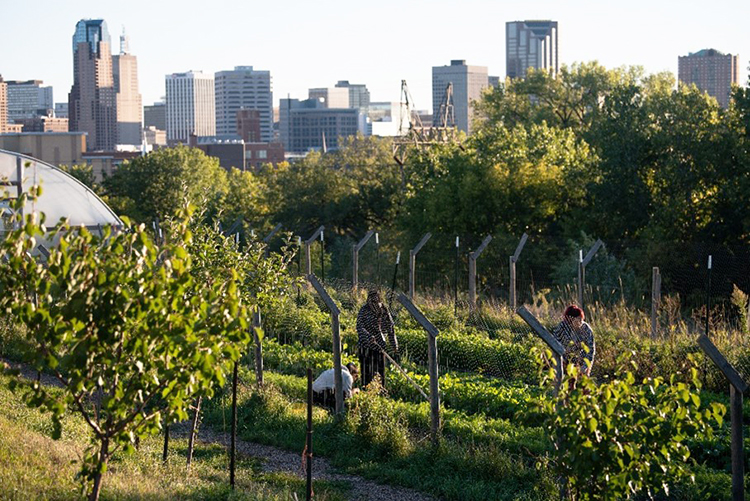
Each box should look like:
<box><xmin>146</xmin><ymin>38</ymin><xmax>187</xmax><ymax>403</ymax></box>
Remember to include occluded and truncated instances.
<box><xmin>103</xmin><ymin>146</ymin><xmax>229</xmax><ymax>223</ymax></box>
<box><xmin>0</xmin><ymin>192</ymin><xmax>250</xmax><ymax>500</ymax></box>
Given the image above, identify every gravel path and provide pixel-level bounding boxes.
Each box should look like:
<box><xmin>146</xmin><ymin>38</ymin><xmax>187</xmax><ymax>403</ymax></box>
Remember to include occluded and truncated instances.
<box><xmin>183</xmin><ymin>426</ymin><xmax>438</xmax><ymax>501</ymax></box>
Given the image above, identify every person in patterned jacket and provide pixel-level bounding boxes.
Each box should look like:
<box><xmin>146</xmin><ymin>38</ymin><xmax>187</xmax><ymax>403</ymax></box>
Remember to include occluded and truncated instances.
<box><xmin>357</xmin><ymin>289</ymin><xmax>399</xmax><ymax>387</ymax></box>
<box><xmin>552</xmin><ymin>305</ymin><xmax>595</xmax><ymax>376</ymax></box>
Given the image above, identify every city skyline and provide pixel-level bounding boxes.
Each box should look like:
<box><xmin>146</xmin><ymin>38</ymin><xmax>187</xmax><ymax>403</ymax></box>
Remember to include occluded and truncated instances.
<box><xmin>1</xmin><ymin>0</ymin><xmax>749</xmax><ymax>114</ymax></box>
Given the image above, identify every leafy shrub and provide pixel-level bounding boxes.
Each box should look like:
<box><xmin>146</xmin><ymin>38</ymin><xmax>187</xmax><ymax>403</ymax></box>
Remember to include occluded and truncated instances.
<box><xmin>346</xmin><ymin>379</ymin><xmax>413</xmax><ymax>459</ymax></box>
<box><xmin>540</xmin><ymin>357</ymin><xmax>726</xmax><ymax>500</ymax></box>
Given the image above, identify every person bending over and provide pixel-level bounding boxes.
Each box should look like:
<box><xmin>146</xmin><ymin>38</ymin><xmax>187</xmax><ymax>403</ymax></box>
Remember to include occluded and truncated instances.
<box><xmin>312</xmin><ymin>362</ymin><xmax>359</xmax><ymax>409</ymax></box>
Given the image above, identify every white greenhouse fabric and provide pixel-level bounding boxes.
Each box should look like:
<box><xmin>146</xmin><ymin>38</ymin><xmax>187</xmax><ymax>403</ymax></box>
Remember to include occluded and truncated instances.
<box><xmin>0</xmin><ymin>149</ymin><xmax>120</xmax><ymax>228</ymax></box>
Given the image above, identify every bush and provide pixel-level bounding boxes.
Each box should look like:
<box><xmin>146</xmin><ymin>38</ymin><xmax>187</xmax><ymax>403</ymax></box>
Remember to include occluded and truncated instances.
<box><xmin>540</xmin><ymin>357</ymin><xmax>726</xmax><ymax>500</ymax></box>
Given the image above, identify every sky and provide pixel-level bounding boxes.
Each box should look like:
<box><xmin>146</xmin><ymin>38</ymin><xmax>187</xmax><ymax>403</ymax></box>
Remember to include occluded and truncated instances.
<box><xmin>1</xmin><ymin>0</ymin><xmax>749</xmax><ymax>113</ymax></box>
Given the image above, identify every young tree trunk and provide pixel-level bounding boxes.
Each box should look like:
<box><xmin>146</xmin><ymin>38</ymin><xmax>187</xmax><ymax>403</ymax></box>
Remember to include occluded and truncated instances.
<box><xmin>186</xmin><ymin>396</ymin><xmax>202</xmax><ymax>469</ymax></box>
<box><xmin>88</xmin><ymin>439</ymin><xmax>110</xmax><ymax>501</ymax></box>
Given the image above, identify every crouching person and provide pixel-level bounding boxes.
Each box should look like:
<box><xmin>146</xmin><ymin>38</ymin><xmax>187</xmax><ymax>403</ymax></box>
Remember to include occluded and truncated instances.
<box><xmin>312</xmin><ymin>362</ymin><xmax>360</xmax><ymax>410</ymax></box>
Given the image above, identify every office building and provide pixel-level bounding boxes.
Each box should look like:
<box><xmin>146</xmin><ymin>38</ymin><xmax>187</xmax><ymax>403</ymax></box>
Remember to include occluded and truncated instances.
<box><xmin>0</xmin><ymin>76</ymin><xmax>7</xmax><ymax>133</ymax></box>
<box><xmin>432</xmin><ymin>60</ymin><xmax>488</xmax><ymax>134</ymax></box>
<box><xmin>506</xmin><ymin>20</ymin><xmax>558</xmax><ymax>79</ymax></box>
<box><xmin>14</xmin><ymin>116</ymin><xmax>69</xmax><ymax>133</ymax></box>
<box><xmin>6</xmin><ymin>80</ymin><xmax>53</xmax><ymax>121</ymax></box>
<box><xmin>165</xmin><ymin>71</ymin><xmax>215</xmax><ymax>144</ymax></box>
<box><xmin>678</xmin><ymin>49</ymin><xmax>739</xmax><ymax>108</ymax></box>
<box><xmin>0</xmin><ymin>132</ymin><xmax>86</xmax><ymax>167</ymax></box>
<box><xmin>143</xmin><ymin>126</ymin><xmax>167</xmax><ymax>147</ymax></box>
<box><xmin>144</xmin><ymin>102</ymin><xmax>166</xmax><ymax>130</ymax></box>
<box><xmin>214</xmin><ymin>66</ymin><xmax>273</xmax><ymax>142</ymax></box>
<box><xmin>55</xmin><ymin>103</ymin><xmax>69</xmax><ymax>118</ymax></box>
<box><xmin>335</xmin><ymin>80</ymin><xmax>370</xmax><ymax>114</ymax></box>
<box><xmin>68</xmin><ymin>19</ymin><xmax>117</xmax><ymax>151</ymax></box>
<box><xmin>308</xmin><ymin>87</ymin><xmax>349</xmax><ymax>108</ymax></box>
<box><xmin>112</xmin><ymin>29</ymin><xmax>142</xmax><ymax>145</ymax></box>
<box><xmin>279</xmin><ymin>97</ymin><xmax>366</xmax><ymax>154</ymax></box>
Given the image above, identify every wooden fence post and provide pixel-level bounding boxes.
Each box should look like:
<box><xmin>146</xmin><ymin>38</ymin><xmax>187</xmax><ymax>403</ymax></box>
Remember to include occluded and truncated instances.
<box><xmin>509</xmin><ymin>233</ymin><xmax>528</xmax><ymax>311</ymax></box>
<box><xmin>516</xmin><ymin>306</ymin><xmax>565</xmax><ymax>394</ymax></box>
<box><xmin>409</xmin><ymin>233</ymin><xmax>432</xmax><ymax>300</ymax></box>
<box><xmin>651</xmin><ymin>267</ymin><xmax>661</xmax><ymax>338</ymax></box>
<box><xmin>468</xmin><ymin>235</ymin><xmax>492</xmax><ymax>309</ymax></box>
<box><xmin>397</xmin><ymin>293</ymin><xmax>440</xmax><ymax>444</ymax></box>
<box><xmin>578</xmin><ymin>239</ymin><xmax>604</xmax><ymax>313</ymax></box>
<box><xmin>304</xmin><ymin>226</ymin><xmax>324</xmax><ymax>276</ymax></box>
<box><xmin>308</xmin><ymin>274</ymin><xmax>344</xmax><ymax>414</ymax></box>
<box><xmin>353</xmin><ymin>230</ymin><xmax>375</xmax><ymax>292</ymax></box>
<box><xmin>697</xmin><ymin>334</ymin><xmax>747</xmax><ymax>501</ymax></box>
<box><xmin>252</xmin><ymin>307</ymin><xmax>263</xmax><ymax>386</ymax></box>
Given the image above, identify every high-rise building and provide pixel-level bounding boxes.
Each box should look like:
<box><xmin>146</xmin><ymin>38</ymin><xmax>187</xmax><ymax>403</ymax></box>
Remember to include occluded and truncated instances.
<box><xmin>6</xmin><ymin>80</ymin><xmax>53</xmax><ymax>121</ymax></box>
<box><xmin>55</xmin><ymin>103</ymin><xmax>69</xmax><ymax>118</ymax></box>
<box><xmin>308</xmin><ymin>87</ymin><xmax>349</xmax><ymax>108</ymax></box>
<box><xmin>432</xmin><ymin>60</ymin><xmax>488</xmax><ymax>134</ymax></box>
<box><xmin>506</xmin><ymin>20</ymin><xmax>559</xmax><ymax>79</ymax></box>
<box><xmin>214</xmin><ymin>66</ymin><xmax>273</xmax><ymax>142</ymax></box>
<box><xmin>144</xmin><ymin>102</ymin><xmax>166</xmax><ymax>130</ymax></box>
<box><xmin>335</xmin><ymin>81</ymin><xmax>370</xmax><ymax>114</ymax></box>
<box><xmin>0</xmin><ymin>75</ymin><xmax>7</xmax><ymax>133</ymax></box>
<box><xmin>165</xmin><ymin>71</ymin><xmax>215</xmax><ymax>144</ymax></box>
<box><xmin>279</xmin><ymin>97</ymin><xmax>366</xmax><ymax>154</ymax></box>
<box><xmin>678</xmin><ymin>49</ymin><xmax>739</xmax><ymax>108</ymax></box>
<box><xmin>112</xmin><ymin>29</ymin><xmax>142</xmax><ymax>145</ymax></box>
<box><xmin>236</xmin><ymin>109</ymin><xmax>262</xmax><ymax>143</ymax></box>
<box><xmin>68</xmin><ymin>19</ymin><xmax>117</xmax><ymax>151</ymax></box>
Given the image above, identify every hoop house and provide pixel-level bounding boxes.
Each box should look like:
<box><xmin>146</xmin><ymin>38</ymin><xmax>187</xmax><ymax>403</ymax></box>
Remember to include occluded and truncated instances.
<box><xmin>0</xmin><ymin>149</ymin><xmax>121</xmax><ymax>237</ymax></box>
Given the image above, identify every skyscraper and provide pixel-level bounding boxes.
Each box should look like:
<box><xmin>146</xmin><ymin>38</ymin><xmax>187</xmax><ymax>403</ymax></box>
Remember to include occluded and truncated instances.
<box><xmin>165</xmin><ymin>71</ymin><xmax>215</xmax><ymax>144</ymax></box>
<box><xmin>678</xmin><ymin>49</ymin><xmax>739</xmax><ymax>108</ymax></box>
<box><xmin>112</xmin><ymin>29</ymin><xmax>142</xmax><ymax>145</ymax></box>
<box><xmin>432</xmin><ymin>60</ymin><xmax>488</xmax><ymax>134</ymax></box>
<box><xmin>506</xmin><ymin>20</ymin><xmax>559</xmax><ymax>79</ymax></box>
<box><xmin>68</xmin><ymin>19</ymin><xmax>117</xmax><ymax>151</ymax></box>
<box><xmin>6</xmin><ymin>80</ymin><xmax>53</xmax><ymax>121</ymax></box>
<box><xmin>308</xmin><ymin>87</ymin><xmax>350</xmax><ymax>108</ymax></box>
<box><xmin>214</xmin><ymin>66</ymin><xmax>272</xmax><ymax>142</ymax></box>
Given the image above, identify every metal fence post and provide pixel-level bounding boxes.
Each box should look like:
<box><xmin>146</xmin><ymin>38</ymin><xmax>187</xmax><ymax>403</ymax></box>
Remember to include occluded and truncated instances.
<box><xmin>304</xmin><ymin>226</ymin><xmax>324</xmax><ymax>277</ymax></box>
<box><xmin>353</xmin><ymin>230</ymin><xmax>375</xmax><ymax>292</ymax></box>
<box><xmin>509</xmin><ymin>233</ymin><xmax>528</xmax><ymax>311</ymax></box>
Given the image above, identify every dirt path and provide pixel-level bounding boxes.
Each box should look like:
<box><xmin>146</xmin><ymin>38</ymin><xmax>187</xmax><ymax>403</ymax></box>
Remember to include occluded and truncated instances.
<box><xmin>180</xmin><ymin>425</ymin><xmax>437</xmax><ymax>501</ymax></box>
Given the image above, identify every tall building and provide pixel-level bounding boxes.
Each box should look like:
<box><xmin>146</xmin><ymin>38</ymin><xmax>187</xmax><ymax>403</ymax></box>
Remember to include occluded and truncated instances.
<box><xmin>279</xmin><ymin>97</ymin><xmax>366</xmax><ymax>154</ymax></box>
<box><xmin>144</xmin><ymin>102</ymin><xmax>166</xmax><ymax>130</ymax></box>
<box><xmin>0</xmin><ymin>76</ymin><xmax>7</xmax><ymax>133</ymax></box>
<box><xmin>55</xmin><ymin>103</ymin><xmax>69</xmax><ymax>118</ymax></box>
<box><xmin>6</xmin><ymin>80</ymin><xmax>53</xmax><ymax>121</ymax></box>
<box><xmin>112</xmin><ymin>29</ymin><xmax>142</xmax><ymax>145</ymax></box>
<box><xmin>308</xmin><ymin>87</ymin><xmax>349</xmax><ymax>108</ymax></box>
<box><xmin>678</xmin><ymin>49</ymin><xmax>739</xmax><ymax>108</ymax></box>
<box><xmin>165</xmin><ymin>71</ymin><xmax>215</xmax><ymax>144</ymax></box>
<box><xmin>432</xmin><ymin>60</ymin><xmax>488</xmax><ymax>134</ymax></box>
<box><xmin>214</xmin><ymin>66</ymin><xmax>273</xmax><ymax>142</ymax></box>
<box><xmin>506</xmin><ymin>20</ymin><xmax>559</xmax><ymax>79</ymax></box>
<box><xmin>335</xmin><ymin>80</ymin><xmax>370</xmax><ymax>114</ymax></box>
<box><xmin>68</xmin><ymin>19</ymin><xmax>117</xmax><ymax>151</ymax></box>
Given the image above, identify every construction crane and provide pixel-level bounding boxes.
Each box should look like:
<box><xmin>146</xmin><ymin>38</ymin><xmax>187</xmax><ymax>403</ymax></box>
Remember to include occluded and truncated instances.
<box><xmin>392</xmin><ymin>80</ymin><xmax>458</xmax><ymax>166</ymax></box>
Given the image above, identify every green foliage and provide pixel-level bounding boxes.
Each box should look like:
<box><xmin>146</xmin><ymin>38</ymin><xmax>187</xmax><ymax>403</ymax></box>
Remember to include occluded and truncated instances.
<box><xmin>730</xmin><ymin>284</ymin><xmax>749</xmax><ymax>334</ymax></box>
<box><xmin>60</xmin><ymin>163</ymin><xmax>98</xmax><ymax>192</ymax></box>
<box><xmin>539</xmin><ymin>355</ymin><xmax>726</xmax><ymax>500</ymax></box>
<box><xmin>103</xmin><ymin>146</ymin><xmax>229</xmax><ymax>223</ymax></box>
<box><xmin>0</xmin><ymin>191</ymin><xmax>250</xmax><ymax>498</ymax></box>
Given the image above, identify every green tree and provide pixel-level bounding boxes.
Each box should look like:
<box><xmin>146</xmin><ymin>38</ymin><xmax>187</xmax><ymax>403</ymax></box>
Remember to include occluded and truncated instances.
<box><xmin>103</xmin><ymin>146</ymin><xmax>229</xmax><ymax>223</ymax></box>
<box><xmin>0</xmin><ymin>192</ymin><xmax>250</xmax><ymax>500</ymax></box>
